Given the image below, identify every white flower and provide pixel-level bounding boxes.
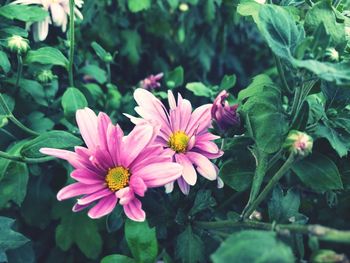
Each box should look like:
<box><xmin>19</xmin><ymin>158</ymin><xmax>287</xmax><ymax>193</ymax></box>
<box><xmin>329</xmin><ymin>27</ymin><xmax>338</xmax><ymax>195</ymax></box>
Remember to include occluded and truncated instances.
<box><xmin>254</xmin><ymin>0</ymin><xmax>266</xmax><ymax>4</ymax></box>
<box><xmin>12</xmin><ymin>0</ymin><xmax>84</xmax><ymax>41</ymax></box>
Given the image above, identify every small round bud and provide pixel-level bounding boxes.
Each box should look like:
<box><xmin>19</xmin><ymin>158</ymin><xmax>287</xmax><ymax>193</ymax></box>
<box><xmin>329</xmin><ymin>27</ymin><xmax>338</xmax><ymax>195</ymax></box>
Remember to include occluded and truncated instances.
<box><xmin>7</xmin><ymin>35</ymin><xmax>29</xmax><ymax>54</ymax></box>
<box><xmin>37</xmin><ymin>69</ymin><xmax>55</xmax><ymax>83</ymax></box>
<box><xmin>325</xmin><ymin>48</ymin><xmax>339</xmax><ymax>62</ymax></box>
<box><xmin>179</xmin><ymin>3</ymin><xmax>189</xmax><ymax>12</ymax></box>
<box><xmin>104</xmin><ymin>54</ymin><xmax>113</xmax><ymax>63</ymax></box>
<box><xmin>283</xmin><ymin>130</ymin><xmax>313</xmax><ymax>157</ymax></box>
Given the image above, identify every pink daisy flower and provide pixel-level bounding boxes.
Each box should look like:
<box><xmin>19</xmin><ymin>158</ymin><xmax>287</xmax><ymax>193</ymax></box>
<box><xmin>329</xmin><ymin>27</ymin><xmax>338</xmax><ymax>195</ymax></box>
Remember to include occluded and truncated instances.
<box><xmin>40</xmin><ymin>108</ymin><xmax>183</xmax><ymax>221</ymax></box>
<box><xmin>126</xmin><ymin>89</ymin><xmax>223</xmax><ymax>195</ymax></box>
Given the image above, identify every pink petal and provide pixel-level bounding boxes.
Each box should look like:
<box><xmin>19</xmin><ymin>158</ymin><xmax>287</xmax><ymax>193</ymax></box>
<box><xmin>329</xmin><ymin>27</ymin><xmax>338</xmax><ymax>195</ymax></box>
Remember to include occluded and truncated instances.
<box><xmin>177</xmin><ymin>177</ymin><xmax>190</xmax><ymax>195</ymax></box>
<box><xmin>70</xmin><ymin>169</ymin><xmax>104</xmax><ymax>184</ymax></box>
<box><xmin>168</xmin><ymin>90</ymin><xmax>176</xmax><ymax>109</ymax></box>
<box><xmin>130</xmin><ymin>176</ymin><xmax>147</xmax><ymax>197</ymax></box>
<box><xmin>186</xmin><ymin>104</ymin><xmax>212</xmax><ymax>136</ymax></box>
<box><xmin>88</xmin><ymin>194</ymin><xmax>118</xmax><ymax>219</ymax></box>
<box><xmin>175</xmin><ymin>154</ymin><xmax>197</xmax><ymax>186</ymax></box>
<box><xmin>121</xmin><ymin>125</ymin><xmax>153</xmax><ymax>167</ymax></box>
<box><xmin>194</xmin><ymin>140</ymin><xmax>220</xmax><ymax>154</ymax></box>
<box><xmin>107</xmin><ymin>124</ymin><xmax>123</xmax><ymax>166</ymax></box>
<box><xmin>177</xmin><ymin>96</ymin><xmax>192</xmax><ymax>131</ymax></box>
<box><xmin>97</xmin><ymin>112</ymin><xmax>112</xmax><ymax>151</ymax></box>
<box><xmin>76</xmin><ymin>108</ymin><xmax>98</xmax><ymax>150</ymax></box>
<box><xmin>134</xmin><ymin>162</ymin><xmax>183</xmax><ymax>187</ymax></box>
<box><xmin>77</xmin><ymin>188</ymin><xmax>112</xmax><ymax>205</ymax></box>
<box><xmin>57</xmin><ymin>182</ymin><xmax>104</xmax><ymax>201</ymax></box>
<box><xmin>40</xmin><ymin>148</ymin><xmax>82</xmax><ymax>169</ymax></box>
<box><xmin>116</xmin><ymin>187</ymin><xmax>135</xmax><ymax>205</ymax></box>
<box><xmin>72</xmin><ymin>203</ymin><xmax>90</xmax><ymax>212</ymax></box>
<box><xmin>186</xmin><ymin>152</ymin><xmax>217</xmax><ymax>181</ymax></box>
<box><xmin>123</xmin><ymin>198</ymin><xmax>145</xmax><ymax>222</ymax></box>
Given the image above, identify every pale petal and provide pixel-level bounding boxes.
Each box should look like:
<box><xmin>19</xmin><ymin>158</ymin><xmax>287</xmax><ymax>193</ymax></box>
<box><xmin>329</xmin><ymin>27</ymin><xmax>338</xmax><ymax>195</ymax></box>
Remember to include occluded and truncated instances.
<box><xmin>50</xmin><ymin>4</ymin><xmax>66</xmax><ymax>27</ymax></box>
<box><xmin>134</xmin><ymin>162</ymin><xmax>183</xmax><ymax>187</ymax></box>
<box><xmin>123</xmin><ymin>198</ymin><xmax>145</xmax><ymax>222</ymax></box>
<box><xmin>130</xmin><ymin>176</ymin><xmax>147</xmax><ymax>197</ymax></box>
<box><xmin>177</xmin><ymin>177</ymin><xmax>190</xmax><ymax>195</ymax></box>
<box><xmin>72</xmin><ymin>203</ymin><xmax>90</xmax><ymax>212</ymax></box>
<box><xmin>186</xmin><ymin>104</ymin><xmax>212</xmax><ymax>136</ymax></box>
<box><xmin>40</xmin><ymin>148</ymin><xmax>82</xmax><ymax>168</ymax></box>
<box><xmin>165</xmin><ymin>182</ymin><xmax>174</xmax><ymax>193</ymax></box>
<box><xmin>88</xmin><ymin>194</ymin><xmax>118</xmax><ymax>219</ymax></box>
<box><xmin>76</xmin><ymin>108</ymin><xmax>98</xmax><ymax>150</ymax></box>
<box><xmin>194</xmin><ymin>140</ymin><xmax>220</xmax><ymax>154</ymax></box>
<box><xmin>116</xmin><ymin>187</ymin><xmax>135</xmax><ymax>205</ymax></box>
<box><xmin>175</xmin><ymin>153</ymin><xmax>197</xmax><ymax>186</ymax></box>
<box><xmin>168</xmin><ymin>90</ymin><xmax>176</xmax><ymax>109</ymax></box>
<box><xmin>186</xmin><ymin>152</ymin><xmax>217</xmax><ymax>181</ymax></box>
<box><xmin>57</xmin><ymin>182</ymin><xmax>104</xmax><ymax>201</ymax></box>
<box><xmin>33</xmin><ymin>18</ymin><xmax>50</xmax><ymax>42</ymax></box>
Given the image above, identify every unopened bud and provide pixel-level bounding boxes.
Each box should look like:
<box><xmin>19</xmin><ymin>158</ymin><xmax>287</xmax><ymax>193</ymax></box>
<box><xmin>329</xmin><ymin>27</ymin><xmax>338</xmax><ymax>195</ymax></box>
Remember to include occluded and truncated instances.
<box><xmin>312</xmin><ymin>249</ymin><xmax>348</xmax><ymax>263</ymax></box>
<box><xmin>7</xmin><ymin>35</ymin><xmax>29</xmax><ymax>54</ymax></box>
<box><xmin>325</xmin><ymin>48</ymin><xmax>339</xmax><ymax>62</ymax></box>
<box><xmin>179</xmin><ymin>3</ymin><xmax>189</xmax><ymax>12</ymax></box>
<box><xmin>284</xmin><ymin>130</ymin><xmax>313</xmax><ymax>157</ymax></box>
<box><xmin>37</xmin><ymin>69</ymin><xmax>55</xmax><ymax>83</ymax></box>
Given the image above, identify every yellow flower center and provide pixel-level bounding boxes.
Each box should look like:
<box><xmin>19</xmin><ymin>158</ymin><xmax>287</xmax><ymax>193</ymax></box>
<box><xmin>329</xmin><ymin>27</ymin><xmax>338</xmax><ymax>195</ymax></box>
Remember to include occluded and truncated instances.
<box><xmin>105</xmin><ymin>166</ymin><xmax>130</xmax><ymax>192</ymax></box>
<box><xmin>168</xmin><ymin>131</ymin><xmax>189</xmax><ymax>153</ymax></box>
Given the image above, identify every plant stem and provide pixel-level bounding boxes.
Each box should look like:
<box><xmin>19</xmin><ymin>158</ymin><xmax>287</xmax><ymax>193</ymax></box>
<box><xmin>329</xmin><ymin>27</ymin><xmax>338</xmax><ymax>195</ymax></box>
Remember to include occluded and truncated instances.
<box><xmin>68</xmin><ymin>0</ymin><xmax>75</xmax><ymax>87</ymax></box>
<box><xmin>15</xmin><ymin>53</ymin><xmax>23</xmax><ymax>93</ymax></box>
<box><xmin>242</xmin><ymin>153</ymin><xmax>295</xmax><ymax>219</ymax></box>
<box><xmin>0</xmin><ymin>93</ymin><xmax>39</xmax><ymax>136</ymax></box>
<box><xmin>274</xmin><ymin>55</ymin><xmax>291</xmax><ymax>93</ymax></box>
<box><xmin>0</xmin><ymin>150</ymin><xmax>54</xmax><ymax>164</ymax></box>
<box><xmin>106</xmin><ymin>63</ymin><xmax>111</xmax><ymax>83</ymax></box>
<box><xmin>195</xmin><ymin>220</ymin><xmax>350</xmax><ymax>244</ymax></box>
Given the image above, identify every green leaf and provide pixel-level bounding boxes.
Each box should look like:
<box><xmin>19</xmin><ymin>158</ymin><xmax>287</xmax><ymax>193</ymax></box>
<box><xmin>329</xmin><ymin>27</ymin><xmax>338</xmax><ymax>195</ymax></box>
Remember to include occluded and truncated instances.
<box><xmin>189</xmin><ymin>189</ymin><xmax>216</xmax><ymax>216</ymax></box>
<box><xmin>0</xmin><ymin>51</ymin><xmax>10</xmax><ymax>74</ymax></box>
<box><xmin>186</xmin><ymin>82</ymin><xmax>213</xmax><ymax>97</ymax></box>
<box><xmin>19</xmin><ymin>79</ymin><xmax>47</xmax><ymax>106</ymax></box>
<box><xmin>268</xmin><ymin>185</ymin><xmax>300</xmax><ymax>223</ymax></box>
<box><xmin>237</xmin><ymin>0</ymin><xmax>261</xmax><ymax>22</ymax></box>
<box><xmin>292</xmin><ymin>152</ymin><xmax>343</xmax><ymax>192</ymax></box>
<box><xmin>219</xmin><ymin>74</ymin><xmax>236</xmax><ymax>91</ymax></box>
<box><xmin>0</xmin><ymin>5</ymin><xmax>48</xmax><ymax>22</ymax></box>
<box><xmin>21</xmin><ymin>131</ymin><xmax>82</xmax><ymax>158</ymax></box>
<box><xmin>0</xmin><ymin>162</ymin><xmax>29</xmax><ymax>209</ymax></box>
<box><xmin>240</xmin><ymin>76</ymin><xmax>288</xmax><ymax>154</ymax></box>
<box><xmin>257</xmin><ymin>5</ymin><xmax>305</xmax><ymax>60</ymax></box>
<box><xmin>26</xmin><ymin>112</ymin><xmax>55</xmax><ymax>133</ymax></box>
<box><xmin>25</xmin><ymin>47</ymin><xmax>69</xmax><ymax>68</ymax></box>
<box><xmin>211</xmin><ymin>230</ymin><xmax>294</xmax><ymax>263</ymax></box>
<box><xmin>79</xmin><ymin>65</ymin><xmax>107</xmax><ymax>84</ymax></box>
<box><xmin>61</xmin><ymin>88</ymin><xmax>88</xmax><ymax>118</ymax></box>
<box><xmin>166</xmin><ymin>66</ymin><xmax>184</xmax><ymax>89</ymax></box>
<box><xmin>238</xmin><ymin>74</ymin><xmax>274</xmax><ymax>102</ymax></box>
<box><xmin>305</xmin><ymin>1</ymin><xmax>346</xmax><ymax>50</ymax></box>
<box><xmin>0</xmin><ymin>217</ymin><xmax>29</xmax><ymax>262</ymax></box>
<box><xmin>101</xmin><ymin>255</ymin><xmax>135</xmax><ymax>263</ymax></box>
<box><xmin>120</xmin><ymin>30</ymin><xmax>142</xmax><ymax>64</ymax></box>
<box><xmin>125</xmin><ymin>219</ymin><xmax>158</xmax><ymax>263</ymax></box>
<box><xmin>128</xmin><ymin>0</ymin><xmax>151</xmax><ymax>12</ymax></box>
<box><xmin>175</xmin><ymin>226</ymin><xmax>204</xmax><ymax>263</ymax></box>
<box><xmin>55</xmin><ymin>207</ymin><xmax>102</xmax><ymax>259</ymax></box>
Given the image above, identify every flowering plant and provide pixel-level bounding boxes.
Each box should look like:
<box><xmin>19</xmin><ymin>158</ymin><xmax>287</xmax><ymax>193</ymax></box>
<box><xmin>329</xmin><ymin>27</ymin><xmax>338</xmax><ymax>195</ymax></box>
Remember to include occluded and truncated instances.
<box><xmin>0</xmin><ymin>0</ymin><xmax>350</xmax><ymax>262</ymax></box>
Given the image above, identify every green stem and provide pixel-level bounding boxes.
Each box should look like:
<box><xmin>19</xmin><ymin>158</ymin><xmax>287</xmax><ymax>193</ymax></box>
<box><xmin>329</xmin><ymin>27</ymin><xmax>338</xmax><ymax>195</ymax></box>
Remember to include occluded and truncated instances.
<box><xmin>243</xmin><ymin>153</ymin><xmax>295</xmax><ymax>219</ymax></box>
<box><xmin>241</xmin><ymin>149</ymin><xmax>268</xmax><ymax>217</ymax></box>
<box><xmin>68</xmin><ymin>0</ymin><xmax>75</xmax><ymax>87</ymax></box>
<box><xmin>106</xmin><ymin>63</ymin><xmax>111</xmax><ymax>83</ymax></box>
<box><xmin>15</xmin><ymin>53</ymin><xmax>23</xmax><ymax>93</ymax></box>
<box><xmin>274</xmin><ymin>55</ymin><xmax>291</xmax><ymax>93</ymax></box>
<box><xmin>0</xmin><ymin>150</ymin><xmax>54</xmax><ymax>164</ymax></box>
<box><xmin>195</xmin><ymin>220</ymin><xmax>350</xmax><ymax>244</ymax></box>
<box><xmin>0</xmin><ymin>93</ymin><xmax>39</xmax><ymax>136</ymax></box>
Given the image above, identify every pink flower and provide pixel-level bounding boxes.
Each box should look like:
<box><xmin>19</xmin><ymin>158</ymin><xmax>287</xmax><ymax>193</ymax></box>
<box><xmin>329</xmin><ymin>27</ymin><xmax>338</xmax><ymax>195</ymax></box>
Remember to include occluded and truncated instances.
<box><xmin>211</xmin><ymin>90</ymin><xmax>240</xmax><ymax>133</ymax></box>
<box><xmin>40</xmin><ymin>108</ymin><xmax>182</xmax><ymax>221</ymax></box>
<box><xmin>140</xmin><ymin>73</ymin><xmax>164</xmax><ymax>90</ymax></box>
<box><xmin>126</xmin><ymin>89</ymin><xmax>223</xmax><ymax>195</ymax></box>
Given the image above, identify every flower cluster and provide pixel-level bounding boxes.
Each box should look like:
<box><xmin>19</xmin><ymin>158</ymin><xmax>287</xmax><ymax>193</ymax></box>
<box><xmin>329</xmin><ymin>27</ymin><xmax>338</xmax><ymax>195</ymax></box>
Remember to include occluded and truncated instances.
<box><xmin>41</xmin><ymin>89</ymin><xmax>224</xmax><ymax>221</ymax></box>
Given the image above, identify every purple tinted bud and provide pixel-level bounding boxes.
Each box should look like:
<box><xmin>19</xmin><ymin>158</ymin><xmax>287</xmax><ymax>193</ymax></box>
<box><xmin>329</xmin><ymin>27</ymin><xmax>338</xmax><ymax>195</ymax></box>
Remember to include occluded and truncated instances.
<box><xmin>140</xmin><ymin>73</ymin><xmax>164</xmax><ymax>90</ymax></box>
<box><xmin>211</xmin><ymin>90</ymin><xmax>240</xmax><ymax>133</ymax></box>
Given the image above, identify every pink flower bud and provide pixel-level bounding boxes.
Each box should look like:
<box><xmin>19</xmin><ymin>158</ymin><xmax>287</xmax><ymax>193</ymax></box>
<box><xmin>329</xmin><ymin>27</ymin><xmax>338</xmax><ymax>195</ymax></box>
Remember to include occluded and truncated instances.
<box><xmin>140</xmin><ymin>73</ymin><xmax>164</xmax><ymax>90</ymax></box>
<box><xmin>211</xmin><ymin>90</ymin><xmax>240</xmax><ymax>133</ymax></box>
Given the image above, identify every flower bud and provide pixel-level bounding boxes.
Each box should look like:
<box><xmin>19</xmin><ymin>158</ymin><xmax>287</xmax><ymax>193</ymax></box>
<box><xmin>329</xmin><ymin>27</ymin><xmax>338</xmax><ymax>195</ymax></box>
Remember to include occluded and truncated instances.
<box><xmin>284</xmin><ymin>130</ymin><xmax>313</xmax><ymax>157</ymax></box>
<box><xmin>312</xmin><ymin>249</ymin><xmax>348</xmax><ymax>263</ymax></box>
<box><xmin>211</xmin><ymin>90</ymin><xmax>240</xmax><ymax>134</ymax></box>
<box><xmin>325</xmin><ymin>48</ymin><xmax>339</xmax><ymax>62</ymax></box>
<box><xmin>179</xmin><ymin>3</ymin><xmax>189</xmax><ymax>12</ymax></box>
<box><xmin>7</xmin><ymin>35</ymin><xmax>29</xmax><ymax>54</ymax></box>
<box><xmin>37</xmin><ymin>69</ymin><xmax>55</xmax><ymax>83</ymax></box>
<box><xmin>140</xmin><ymin>73</ymin><xmax>164</xmax><ymax>90</ymax></box>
